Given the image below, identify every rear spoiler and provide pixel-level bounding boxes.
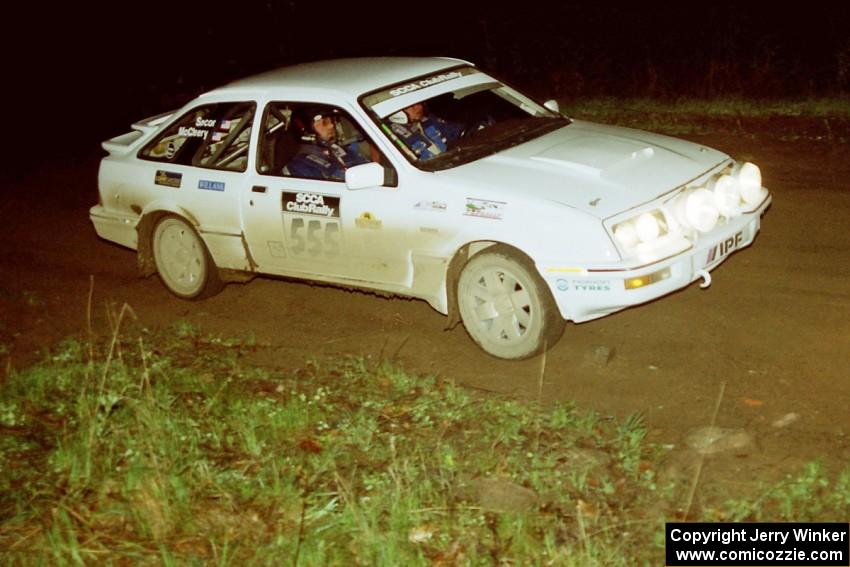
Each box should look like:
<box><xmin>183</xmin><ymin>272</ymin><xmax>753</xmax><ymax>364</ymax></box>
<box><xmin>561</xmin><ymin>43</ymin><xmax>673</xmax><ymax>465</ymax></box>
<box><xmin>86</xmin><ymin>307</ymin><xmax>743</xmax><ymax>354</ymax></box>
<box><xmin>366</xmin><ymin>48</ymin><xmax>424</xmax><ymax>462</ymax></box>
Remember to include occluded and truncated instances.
<box><xmin>131</xmin><ymin>110</ymin><xmax>175</xmax><ymax>134</ymax></box>
<box><xmin>102</xmin><ymin>110</ymin><xmax>176</xmax><ymax>155</ymax></box>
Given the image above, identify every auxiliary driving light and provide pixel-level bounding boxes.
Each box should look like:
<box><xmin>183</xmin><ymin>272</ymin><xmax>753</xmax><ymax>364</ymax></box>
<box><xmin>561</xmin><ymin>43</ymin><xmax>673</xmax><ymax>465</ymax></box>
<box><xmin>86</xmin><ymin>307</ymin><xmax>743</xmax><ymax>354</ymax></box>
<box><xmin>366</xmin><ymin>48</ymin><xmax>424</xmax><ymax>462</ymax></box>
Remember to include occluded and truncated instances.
<box><xmin>712</xmin><ymin>174</ymin><xmax>741</xmax><ymax>218</ymax></box>
<box><xmin>738</xmin><ymin>162</ymin><xmax>766</xmax><ymax>206</ymax></box>
<box><xmin>683</xmin><ymin>188</ymin><xmax>719</xmax><ymax>233</ymax></box>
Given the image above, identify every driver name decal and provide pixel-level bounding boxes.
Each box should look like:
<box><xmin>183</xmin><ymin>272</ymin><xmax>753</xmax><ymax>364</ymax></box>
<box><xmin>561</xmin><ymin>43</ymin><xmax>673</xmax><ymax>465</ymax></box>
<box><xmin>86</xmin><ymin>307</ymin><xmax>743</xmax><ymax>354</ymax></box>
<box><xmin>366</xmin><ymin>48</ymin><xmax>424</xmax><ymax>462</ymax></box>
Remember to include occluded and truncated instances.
<box><xmin>282</xmin><ymin>191</ymin><xmax>340</xmax><ymax>218</ymax></box>
<box><xmin>178</xmin><ymin>116</ymin><xmax>215</xmax><ymax>140</ymax></box>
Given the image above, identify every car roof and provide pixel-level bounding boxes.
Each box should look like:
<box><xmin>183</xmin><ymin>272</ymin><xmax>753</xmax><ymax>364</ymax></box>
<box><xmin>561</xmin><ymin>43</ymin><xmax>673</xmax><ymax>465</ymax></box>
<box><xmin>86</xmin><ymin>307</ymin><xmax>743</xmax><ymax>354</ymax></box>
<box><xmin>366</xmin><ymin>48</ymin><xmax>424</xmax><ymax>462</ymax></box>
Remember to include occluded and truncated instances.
<box><xmin>208</xmin><ymin>57</ymin><xmax>472</xmax><ymax>98</ymax></box>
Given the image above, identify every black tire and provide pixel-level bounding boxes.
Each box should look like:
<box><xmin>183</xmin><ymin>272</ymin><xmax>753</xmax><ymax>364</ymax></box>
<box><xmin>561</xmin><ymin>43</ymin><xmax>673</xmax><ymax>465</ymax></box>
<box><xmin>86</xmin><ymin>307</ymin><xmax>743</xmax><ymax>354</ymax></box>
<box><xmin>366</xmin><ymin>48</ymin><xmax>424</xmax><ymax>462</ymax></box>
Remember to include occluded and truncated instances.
<box><xmin>151</xmin><ymin>215</ymin><xmax>223</xmax><ymax>300</ymax></box>
<box><xmin>457</xmin><ymin>246</ymin><xmax>565</xmax><ymax>359</ymax></box>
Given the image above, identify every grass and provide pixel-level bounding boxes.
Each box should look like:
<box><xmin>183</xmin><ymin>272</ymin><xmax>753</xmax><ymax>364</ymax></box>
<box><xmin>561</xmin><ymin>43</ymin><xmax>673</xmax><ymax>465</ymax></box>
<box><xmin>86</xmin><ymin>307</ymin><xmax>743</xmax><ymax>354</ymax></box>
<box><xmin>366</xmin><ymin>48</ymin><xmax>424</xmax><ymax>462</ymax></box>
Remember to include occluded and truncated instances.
<box><xmin>561</xmin><ymin>96</ymin><xmax>850</xmax><ymax>136</ymax></box>
<box><xmin>0</xmin><ymin>316</ymin><xmax>848</xmax><ymax>565</ymax></box>
<box><xmin>564</xmin><ymin>96</ymin><xmax>850</xmax><ymax>118</ymax></box>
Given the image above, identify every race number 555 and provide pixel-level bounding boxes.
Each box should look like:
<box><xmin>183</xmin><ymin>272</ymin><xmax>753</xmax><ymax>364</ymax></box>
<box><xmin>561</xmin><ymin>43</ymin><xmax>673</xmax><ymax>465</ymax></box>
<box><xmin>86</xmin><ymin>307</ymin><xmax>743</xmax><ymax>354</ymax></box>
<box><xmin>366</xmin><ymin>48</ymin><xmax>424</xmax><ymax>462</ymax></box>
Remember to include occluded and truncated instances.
<box><xmin>288</xmin><ymin>218</ymin><xmax>341</xmax><ymax>257</ymax></box>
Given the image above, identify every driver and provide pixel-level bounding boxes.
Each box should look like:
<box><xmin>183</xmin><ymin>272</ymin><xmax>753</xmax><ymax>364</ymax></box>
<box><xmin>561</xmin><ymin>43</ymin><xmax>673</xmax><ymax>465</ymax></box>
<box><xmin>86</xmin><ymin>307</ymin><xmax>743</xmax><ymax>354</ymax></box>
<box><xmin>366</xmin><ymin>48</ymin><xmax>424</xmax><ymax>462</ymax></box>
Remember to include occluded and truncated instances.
<box><xmin>388</xmin><ymin>102</ymin><xmax>463</xmax><ymax>161</ymax></box>
<box><xmin>286</xmin><ymin>108</ymin><xmax>368</xmax><ymax>181</ymax></box>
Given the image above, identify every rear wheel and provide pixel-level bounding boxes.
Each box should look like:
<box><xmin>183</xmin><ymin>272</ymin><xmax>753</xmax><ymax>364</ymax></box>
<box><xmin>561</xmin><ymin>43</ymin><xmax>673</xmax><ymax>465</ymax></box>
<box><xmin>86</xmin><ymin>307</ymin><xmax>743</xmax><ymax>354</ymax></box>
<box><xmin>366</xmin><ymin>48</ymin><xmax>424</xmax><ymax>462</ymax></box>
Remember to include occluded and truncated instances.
<box><xmin>457</xmin><ymin>247</ymin><xmax>565</xmax><ymax>360</ymax></box>
<box><xmin>152</xmin><ymin>216</ymin><xmax>223</xmax><ymax>299</ymax></box>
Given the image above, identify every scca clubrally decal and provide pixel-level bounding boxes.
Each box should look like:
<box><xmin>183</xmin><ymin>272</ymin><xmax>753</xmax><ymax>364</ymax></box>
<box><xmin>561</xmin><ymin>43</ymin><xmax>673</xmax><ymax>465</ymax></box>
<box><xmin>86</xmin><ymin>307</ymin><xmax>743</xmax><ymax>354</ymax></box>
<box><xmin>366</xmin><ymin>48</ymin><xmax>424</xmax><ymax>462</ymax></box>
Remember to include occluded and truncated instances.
<box><xmin>281</xmin><ymin>191</ymin><xmax>340</xmax><ymax>218</ymax></box>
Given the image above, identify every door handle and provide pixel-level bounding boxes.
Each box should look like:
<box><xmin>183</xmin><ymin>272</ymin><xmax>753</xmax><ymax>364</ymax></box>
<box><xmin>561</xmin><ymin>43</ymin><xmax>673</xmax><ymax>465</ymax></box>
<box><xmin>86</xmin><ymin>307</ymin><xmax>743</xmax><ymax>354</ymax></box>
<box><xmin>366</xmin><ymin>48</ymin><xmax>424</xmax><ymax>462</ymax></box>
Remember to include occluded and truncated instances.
<box><xmin>252</xmin><ymin>185</ymin><xmax>267</xmax><ymax>193</ymax></box>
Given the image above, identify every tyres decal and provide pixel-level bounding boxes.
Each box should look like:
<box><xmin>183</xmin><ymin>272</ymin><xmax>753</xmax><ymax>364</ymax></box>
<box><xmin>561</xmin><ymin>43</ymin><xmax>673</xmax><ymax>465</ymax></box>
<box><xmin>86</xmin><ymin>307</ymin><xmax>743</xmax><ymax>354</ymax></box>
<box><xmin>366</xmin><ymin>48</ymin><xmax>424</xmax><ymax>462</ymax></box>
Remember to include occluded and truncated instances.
<box><xmin>556</xmin><ymin>279</ymin><xmax>612</xmax><ymax>292</ymax></box>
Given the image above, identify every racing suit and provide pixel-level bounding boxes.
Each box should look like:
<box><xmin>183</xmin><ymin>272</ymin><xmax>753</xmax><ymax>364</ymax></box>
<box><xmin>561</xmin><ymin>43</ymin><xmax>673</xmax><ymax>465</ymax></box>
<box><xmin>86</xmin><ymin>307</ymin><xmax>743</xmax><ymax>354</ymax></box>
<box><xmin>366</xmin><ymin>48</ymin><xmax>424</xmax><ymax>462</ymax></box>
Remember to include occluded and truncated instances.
<box><xmin>390</xmin><ymin>116</ymin><xmax>463</xmax><ymax>161</ymax></box>
<box><xmin>286</xmin><ymin>140</ymin><xmax>369</xmax><ymax>181</ymax></box>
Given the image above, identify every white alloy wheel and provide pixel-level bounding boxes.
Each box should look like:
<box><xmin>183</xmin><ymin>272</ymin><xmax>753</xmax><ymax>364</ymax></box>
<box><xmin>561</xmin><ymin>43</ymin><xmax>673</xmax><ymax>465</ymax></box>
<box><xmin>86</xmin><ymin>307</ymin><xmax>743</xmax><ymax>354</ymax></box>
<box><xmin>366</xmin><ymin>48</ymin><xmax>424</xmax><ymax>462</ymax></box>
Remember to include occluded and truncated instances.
<box><xmin>152</xmin><ymin>216</ymin><xmax>220</xmax><ymax>299</ymax></box>
<box><xmin>457</xmin><ymin>248</ymin><xmax>564</xmax><ymax>359</ymax></box>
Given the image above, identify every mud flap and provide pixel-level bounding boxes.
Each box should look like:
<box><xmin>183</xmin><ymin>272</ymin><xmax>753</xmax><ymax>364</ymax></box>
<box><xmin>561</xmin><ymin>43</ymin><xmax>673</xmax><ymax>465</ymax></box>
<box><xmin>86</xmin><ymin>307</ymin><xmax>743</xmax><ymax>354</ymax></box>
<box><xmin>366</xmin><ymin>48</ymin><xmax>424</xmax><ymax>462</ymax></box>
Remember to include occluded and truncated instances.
<box><xmin>135</xmin><ymin>216</ymin><xmax>158</xmax><ymax>278</ymax></box>
<box><xmin>444</xmin><ymin>247</ymin><xmax>469</xmax><ymax>331</ymax></box>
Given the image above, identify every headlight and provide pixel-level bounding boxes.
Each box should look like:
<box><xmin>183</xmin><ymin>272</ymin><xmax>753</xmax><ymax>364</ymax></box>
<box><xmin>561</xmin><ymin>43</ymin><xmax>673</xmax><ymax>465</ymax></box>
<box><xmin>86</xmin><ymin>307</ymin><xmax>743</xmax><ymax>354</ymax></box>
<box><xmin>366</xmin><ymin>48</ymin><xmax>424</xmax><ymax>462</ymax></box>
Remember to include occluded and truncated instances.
<box><xmin>636</xmin><ymin>212</ymin><xmax>661</xmax><ymax>242</ymax></box>
<box><xmin>738</xmin><ymin>162</ymin><xmax>766</xmax><ymax>206</ymax></box>
<box><xmin>614</xmin><ymin>222</ymin><xmax>639</xmax><ymax>249</ymax></box>
<box><xmin>612</xmin><ymin>209</ymin><xmax>690</xmax><ymax>262</ymax></box>
<box><xmin>613</xmin><ymin>210</ymin><xmax>668</xmax><ymax>249</ymax></box>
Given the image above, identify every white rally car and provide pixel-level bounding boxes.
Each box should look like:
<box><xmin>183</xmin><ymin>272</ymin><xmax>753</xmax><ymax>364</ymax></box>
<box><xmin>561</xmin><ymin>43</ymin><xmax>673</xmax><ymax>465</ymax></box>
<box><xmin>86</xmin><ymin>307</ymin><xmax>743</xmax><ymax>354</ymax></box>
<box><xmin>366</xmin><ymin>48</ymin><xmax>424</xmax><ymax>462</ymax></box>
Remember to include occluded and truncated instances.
<box><xmin>91</xmin><ymin>57</ymin><xmax>771</xmax><ymax>359</ymax></box>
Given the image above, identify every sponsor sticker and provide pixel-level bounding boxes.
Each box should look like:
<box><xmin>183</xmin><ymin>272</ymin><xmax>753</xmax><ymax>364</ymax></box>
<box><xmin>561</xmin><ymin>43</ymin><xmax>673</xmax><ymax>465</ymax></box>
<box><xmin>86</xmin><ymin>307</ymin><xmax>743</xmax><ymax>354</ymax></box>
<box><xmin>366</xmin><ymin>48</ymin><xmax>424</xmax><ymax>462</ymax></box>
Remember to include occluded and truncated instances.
<box><xmin>464</xmin><ymin>198</ymin><xmax>505</xmax><ymax>220</ymax></box>
<box><xmin>281</xmin><ymin>191</ymin><xmax>340</xmax><ymax>218</ymax></box>
<box><xmin>355</xmin><ymin>212</ymin><xmax>382</xmax><ymax>230</ymax></box>
<box><xmin>198</xmin><ymin>179</ymin><xmax>225</xmax><ymax>192</ymax></box>
<box><xmin>154</xmin><ymin>170</ymin><xmax>182</xmax><ymax>188</ymax></box>
<box><xmin>414</xmin><ymin>200</ymin><xmax>447</xmax><ymax>212</ymax></box>
<box><xmin>706</xmin><ymin>231</ymin><xmax>743</xmax><ymax>264</ymax></box>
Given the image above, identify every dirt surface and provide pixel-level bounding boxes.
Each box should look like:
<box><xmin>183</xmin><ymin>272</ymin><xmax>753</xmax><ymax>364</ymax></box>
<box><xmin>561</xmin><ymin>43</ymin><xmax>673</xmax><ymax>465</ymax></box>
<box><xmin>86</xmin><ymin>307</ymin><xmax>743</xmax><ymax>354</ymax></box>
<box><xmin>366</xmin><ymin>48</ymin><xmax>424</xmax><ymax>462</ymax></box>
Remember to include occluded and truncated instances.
<box><xmin>2</xmin><ymin>128</ymin><xmax>849</xmax><ymax>511</ymax></box>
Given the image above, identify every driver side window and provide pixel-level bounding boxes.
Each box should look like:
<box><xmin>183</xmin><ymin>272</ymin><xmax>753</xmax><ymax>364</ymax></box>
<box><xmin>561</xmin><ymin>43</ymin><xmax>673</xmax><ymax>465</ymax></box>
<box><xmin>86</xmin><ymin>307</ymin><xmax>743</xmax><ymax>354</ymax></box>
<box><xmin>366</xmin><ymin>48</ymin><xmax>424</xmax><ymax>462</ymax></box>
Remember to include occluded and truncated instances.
<box><xmin>256</xmin><ymin>102</ymin><xmax>393</xmax><ymax>183</ymax></box>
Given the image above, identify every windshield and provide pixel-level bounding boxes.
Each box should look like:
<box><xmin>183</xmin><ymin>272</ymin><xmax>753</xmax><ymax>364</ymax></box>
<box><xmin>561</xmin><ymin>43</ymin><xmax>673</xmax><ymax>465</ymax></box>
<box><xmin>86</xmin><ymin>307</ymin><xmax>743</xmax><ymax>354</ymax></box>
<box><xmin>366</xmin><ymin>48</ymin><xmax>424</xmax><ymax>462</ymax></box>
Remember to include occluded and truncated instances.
<box><xmin>360</xmin><ymin>66</ymin><xmax>569</xmax><ymax>171</ymax></box>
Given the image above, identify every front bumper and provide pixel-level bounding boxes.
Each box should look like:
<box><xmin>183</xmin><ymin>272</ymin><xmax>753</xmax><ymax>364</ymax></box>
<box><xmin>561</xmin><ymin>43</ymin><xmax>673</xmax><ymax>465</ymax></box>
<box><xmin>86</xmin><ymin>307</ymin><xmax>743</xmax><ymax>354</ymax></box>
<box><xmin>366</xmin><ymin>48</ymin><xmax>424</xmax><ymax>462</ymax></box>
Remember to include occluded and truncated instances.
<box><xmin>541</xmin><ymin>194</ymin><xmax>772</xmax><ymax>323</ymax></box>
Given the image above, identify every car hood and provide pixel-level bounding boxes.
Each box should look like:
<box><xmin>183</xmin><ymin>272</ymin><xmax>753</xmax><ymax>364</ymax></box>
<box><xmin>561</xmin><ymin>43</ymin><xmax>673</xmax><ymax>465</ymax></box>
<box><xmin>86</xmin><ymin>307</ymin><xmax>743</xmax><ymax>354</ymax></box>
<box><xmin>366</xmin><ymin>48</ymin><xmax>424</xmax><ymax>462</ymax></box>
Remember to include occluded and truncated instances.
<box><xmin>443</xmin><ymin>120</ymin><xmax>729</xmax><ymax>219</ymax></box>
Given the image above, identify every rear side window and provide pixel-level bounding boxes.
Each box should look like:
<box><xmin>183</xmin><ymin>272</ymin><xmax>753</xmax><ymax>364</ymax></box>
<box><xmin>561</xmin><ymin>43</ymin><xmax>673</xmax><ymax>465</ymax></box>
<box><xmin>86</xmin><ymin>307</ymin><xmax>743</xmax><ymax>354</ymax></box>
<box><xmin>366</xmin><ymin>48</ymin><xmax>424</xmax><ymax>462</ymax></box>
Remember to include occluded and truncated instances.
<box><xmin>139</xmin><ymin>102</ymin><xmax>256</xmax><ymax>172</ymax></box>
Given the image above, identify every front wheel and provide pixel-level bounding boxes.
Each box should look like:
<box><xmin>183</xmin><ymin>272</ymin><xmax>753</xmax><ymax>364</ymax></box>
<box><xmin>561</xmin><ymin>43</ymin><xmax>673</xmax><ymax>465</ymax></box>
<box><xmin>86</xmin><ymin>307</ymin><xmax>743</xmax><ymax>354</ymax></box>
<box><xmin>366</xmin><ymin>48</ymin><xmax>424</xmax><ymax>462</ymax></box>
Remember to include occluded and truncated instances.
<box><xmin>152</xmin><ymin>216</ymin><xmax>223</xmax><ymax>299</ymax></box>
<box><xmin>457</xmin><ymin>247</ymin><xmax>565</xmax><ymax>360</ymax></box>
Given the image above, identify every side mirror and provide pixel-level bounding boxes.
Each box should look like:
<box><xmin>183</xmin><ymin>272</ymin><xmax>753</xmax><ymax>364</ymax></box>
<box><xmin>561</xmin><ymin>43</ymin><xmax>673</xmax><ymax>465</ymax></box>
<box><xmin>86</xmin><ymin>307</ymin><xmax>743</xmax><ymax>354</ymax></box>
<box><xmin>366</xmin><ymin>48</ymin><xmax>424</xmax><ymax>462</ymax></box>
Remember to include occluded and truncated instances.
<box><xmin>544</xmin><ymin>99</ymin><xmax>560</xmax><ymax>114</ymax></box>
<box><xmin>345</xmin><ymin>162</ymin><xmax>386</xmax><ymax>190</ymax></box>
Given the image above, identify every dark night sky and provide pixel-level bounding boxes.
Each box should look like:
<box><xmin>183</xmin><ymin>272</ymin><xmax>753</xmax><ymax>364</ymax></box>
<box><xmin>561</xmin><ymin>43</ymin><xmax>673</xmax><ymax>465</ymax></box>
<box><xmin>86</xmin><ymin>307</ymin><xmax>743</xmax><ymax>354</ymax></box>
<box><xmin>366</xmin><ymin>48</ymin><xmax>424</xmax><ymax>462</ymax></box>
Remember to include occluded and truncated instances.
<box><xmin>6</xmin><ymin>1</ymin><xmax>850</xmax><ymax>168</ymax></box>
